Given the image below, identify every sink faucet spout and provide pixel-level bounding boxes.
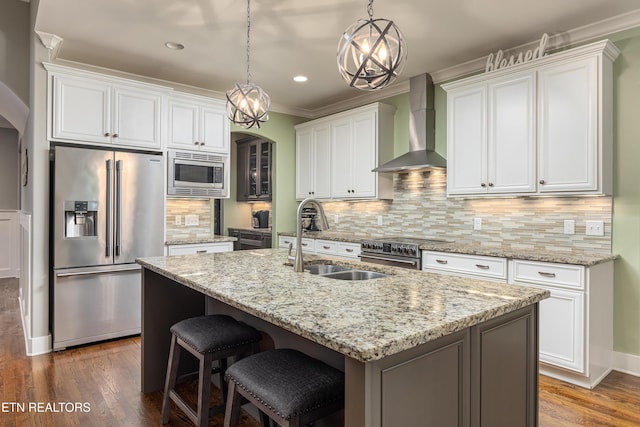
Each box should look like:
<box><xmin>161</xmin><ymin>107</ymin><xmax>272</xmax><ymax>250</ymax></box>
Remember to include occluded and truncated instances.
<box><xmin>293</xmin><ymin>198</ymin><xmax>329</xmax><ymax>272</ymax></box>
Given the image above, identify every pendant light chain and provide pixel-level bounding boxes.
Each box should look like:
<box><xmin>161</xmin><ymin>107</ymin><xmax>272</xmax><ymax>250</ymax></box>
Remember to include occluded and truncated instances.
<box><xmin>246</xmin><ymin>0</ymin><xmax>251</xmax><ymax>84</ymax></box>
<box><xmin>367</xmin><ymin>0</ymin><xmax>374</xmax><ymax>19</ymax></box>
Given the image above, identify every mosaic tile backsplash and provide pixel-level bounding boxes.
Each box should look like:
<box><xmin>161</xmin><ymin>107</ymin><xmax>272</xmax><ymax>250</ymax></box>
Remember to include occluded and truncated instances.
<box><xmin>166</xmin><ymin>198</ymin><xmax>213</xmax><ymax>241</ymax></box>
<box><xmin>320</xmin><ymin>169</ymin><xmax>612</xmax><ymax>255</ymax></box>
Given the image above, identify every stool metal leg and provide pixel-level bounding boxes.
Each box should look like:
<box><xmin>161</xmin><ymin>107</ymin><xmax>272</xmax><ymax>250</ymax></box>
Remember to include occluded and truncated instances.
<box><xmin>161</xmin><ymin>334</ymin><xmax>181</xmax><ymax>424</ymax></box>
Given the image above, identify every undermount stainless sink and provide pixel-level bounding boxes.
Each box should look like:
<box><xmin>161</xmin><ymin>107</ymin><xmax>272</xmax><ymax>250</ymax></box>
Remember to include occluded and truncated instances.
<box><xmin>304</xmin><ymin>263</ymin><xmax>388</xmax><ymax>281</ymax></box>
<box><xmin>320</xmin><ymin>269</ymin><xmax>388</xmax><ymax>281</ymax></box>
<box><xmin>305</xmin><ymin>264</ymin><xmax>351</xmax><ymax>275</ymax></box>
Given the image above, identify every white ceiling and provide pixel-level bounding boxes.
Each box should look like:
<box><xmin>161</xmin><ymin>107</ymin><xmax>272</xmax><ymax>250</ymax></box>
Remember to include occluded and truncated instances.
<box><xmin>34</xmin><ymin>0</ymin><xmax>640</xmax><ymax>116</ymax></box>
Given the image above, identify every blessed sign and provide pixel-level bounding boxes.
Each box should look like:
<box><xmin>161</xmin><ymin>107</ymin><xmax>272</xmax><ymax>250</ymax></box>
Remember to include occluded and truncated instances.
<box><xmin>485</xmin><ymin>33</ymin><xmax>549</xmax><ymax>73</ymax></box>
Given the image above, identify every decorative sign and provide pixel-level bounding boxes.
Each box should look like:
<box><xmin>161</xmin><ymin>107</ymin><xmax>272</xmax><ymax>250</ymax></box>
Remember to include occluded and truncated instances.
<box><xmin>485</xmin><ymin>33</ymin><xmax>549</xmax><ymax>73</ymax></box>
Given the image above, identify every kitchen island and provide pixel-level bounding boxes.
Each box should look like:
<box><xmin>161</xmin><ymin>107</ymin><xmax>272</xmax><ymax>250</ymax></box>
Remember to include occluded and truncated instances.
<box><xmin>137</xmin><ymin>249</ymin><xmax>548</xmax><ymax>427</ymax></box>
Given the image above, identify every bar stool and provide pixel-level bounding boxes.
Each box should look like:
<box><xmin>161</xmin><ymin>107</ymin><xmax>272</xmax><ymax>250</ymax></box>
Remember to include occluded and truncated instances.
<box><xmin>223</xmin><ymin>348</ymin><xmax>345</xmax><ymax>427</ymax></box>
<box><xmin>161</xmin><ymin>315</ymin><xmax>262</xmax><ymax>427</ymax></box>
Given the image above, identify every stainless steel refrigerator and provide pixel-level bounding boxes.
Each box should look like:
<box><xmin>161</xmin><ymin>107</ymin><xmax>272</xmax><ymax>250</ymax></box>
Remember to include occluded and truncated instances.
<box><xmin>50</xmin><ymin>145</ymin><xmax>164</xmax><ymax>350</ymax></box>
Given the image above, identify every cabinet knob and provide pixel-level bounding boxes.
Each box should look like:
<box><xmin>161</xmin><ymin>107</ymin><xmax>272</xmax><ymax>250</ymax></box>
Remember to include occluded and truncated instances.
<box><xmin>113</xmin><ymin>133</ymin><xmax>119</xmax><ymax>138</ymax></box>
<box><xmin>104</xmin><ymin>132</ymin><xmax>110</xmax><ymax>137</ymax></box>
<box><xmin>351</xmin><ymin>189</ymin><xmax>355</xmax><ymax>193</ymax></box>
<box><xmin>200</xmin><ymin>142</ymin><xmax>205</xmax><ymax>146</ymax></box>
<box><xmin>539</xmin><ymin>179</ymin><xmax>546</xmax><ymax>185</ymax></box>
<box><xmin>347</xmin><ymin>189</ymin><xmax>351</xmax><ymax>193</ymax></box>
<box><xmin>194</xmin><ymin>141</ymin><xmax>199</xmax><ymax>145</ymax></box>
<box><xmin>488</xmin><ymin>182</ymin><xmax>494</xmax><ymax>187</ymax></box>
<box><xmin>480</xmin><ymin>183</ymin><xmax>486</xmax><ymax>187</ymax></box>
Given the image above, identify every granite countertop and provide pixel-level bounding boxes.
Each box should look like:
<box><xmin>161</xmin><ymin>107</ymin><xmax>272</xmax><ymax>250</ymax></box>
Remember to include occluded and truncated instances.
<box><xmin>137</xmin><ymin>249</ymin><xmax>548</xmax><ymax>362</ymax></box>
<box><xmin>165</xmin><ymin>235</ymin><xmax>238</xmax><ymax>246</ymax></box>
<box><xmin>278</xmin><ymin>231</ymin><xmax>616</xmax><ymax>266</ymax></box>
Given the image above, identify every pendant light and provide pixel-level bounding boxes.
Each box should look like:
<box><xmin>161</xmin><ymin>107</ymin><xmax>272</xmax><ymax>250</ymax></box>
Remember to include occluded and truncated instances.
<box><xmin>337</xmin><ymin>0</ymin><xmax>407</xmax><ymax>91</ymax></box>
<box><xmin>226</xmin><ymin>0</ymin><xmax>270</xmax><ymax>129</ymax></box>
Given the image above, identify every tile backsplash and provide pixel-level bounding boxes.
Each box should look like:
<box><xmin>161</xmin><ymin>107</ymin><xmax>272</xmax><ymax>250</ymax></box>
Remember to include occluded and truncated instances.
<box><xmin>321</xmin><ymin>169</ymin><xmax>612</xmax><ymax>255</ymax></box>
<box><xmin>166</xmin><ymin>198</ymin><xmax>213</xmax><ymax>241</ymax></box>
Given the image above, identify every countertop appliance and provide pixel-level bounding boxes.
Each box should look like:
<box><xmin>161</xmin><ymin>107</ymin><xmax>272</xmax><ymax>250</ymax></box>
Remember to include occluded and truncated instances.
<box><xmin>167</xmin><ymin>150</ymin><xmax>229</xmax><ymax>198</ymax></box>
<box><xmin>251</xmin><ymin>210</ymin><xmax>270</xmax><ymax>229</ymax></box>
<box><xmin>360</xmin><ymin>237</ymin><xmax>450</xmax><ymax>270</ymax></box>
<box><xmin>50</xmin><ymin>145</ymin><xmax>164</xmax><ymax>350</ymax></box>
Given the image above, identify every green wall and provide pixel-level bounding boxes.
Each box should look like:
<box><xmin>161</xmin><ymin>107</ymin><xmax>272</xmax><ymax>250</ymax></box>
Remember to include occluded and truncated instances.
<box><xmin>611</xmin><ymin>36</ymin><xmax>640</xmax><ymax>356</ymax></box>
<box><xmin>224</xmin><ymin>111</ymin><xmax>307</xmax><ymax>243</ymax></box>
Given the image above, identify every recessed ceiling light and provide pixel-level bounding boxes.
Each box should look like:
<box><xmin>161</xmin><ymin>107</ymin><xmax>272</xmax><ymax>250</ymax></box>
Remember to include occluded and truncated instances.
<box><xmin>293</xmin><ymin>75</ymin><xmax>308</xmax><ymax>83</ymax></box>
<box><xmin>165</xmin><ymin>41</ymin><xmax>185</xmax><ymax>50</ymax></box>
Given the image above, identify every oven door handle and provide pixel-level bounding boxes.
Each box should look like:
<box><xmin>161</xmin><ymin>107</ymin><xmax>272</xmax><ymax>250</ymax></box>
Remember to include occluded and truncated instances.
<box><xmin>359</xmin><ymin>254</ymin><xmax>419</xmax><ymax>266</ymax></box>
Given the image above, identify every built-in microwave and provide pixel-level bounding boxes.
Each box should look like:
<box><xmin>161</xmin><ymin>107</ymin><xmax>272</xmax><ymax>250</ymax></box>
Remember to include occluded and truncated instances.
<box><xmin>167</xmin><ymin>150</ymin><xmax>229</xmax><ymax>198</ymax></box>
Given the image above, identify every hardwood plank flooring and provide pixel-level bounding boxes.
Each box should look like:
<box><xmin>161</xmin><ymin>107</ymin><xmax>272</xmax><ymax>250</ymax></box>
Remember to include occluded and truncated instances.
<box><xmin>2</xmin><ymin>277</ymin><xmax>639</xmax><ymax>426</ymax></box>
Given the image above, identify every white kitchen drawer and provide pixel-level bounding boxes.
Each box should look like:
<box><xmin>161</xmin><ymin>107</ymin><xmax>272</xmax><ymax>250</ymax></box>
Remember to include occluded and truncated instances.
<box><xmin>315</xmin><ymin>239</ymin><xmax>338</xmax><ymax>255</ymax></box>
<box><xmin>299</xmin><ymin>238</ymin><xmax>315</xmax><ymax>253</ymax></box>
<box><xmin>423</xmin><ymin>251</ymin><xmax>507</xmax><ymax>281</ymax></box>
<box><xmin>278</xmin><ymin>236</ymin><xmax>315</xmax><ymax>253</ymax></box>
<box><xmin>336</xmin><ymin>242</ymin><xmax>361</xmax><ymax>259</ymax></box>
<box><xmin>279</xmin><ymin>236</ymin><xmax>296</xmax><ymax>249</ymax></box>
<box><xmin>512</xmin><ymin>260</ymin><xmax>584</xmax><ymax>290</ymax></box>
<box><xmin>167</xmin><ymin>242</ymin><xmax>233</xmax><ymax>256</ymax></box>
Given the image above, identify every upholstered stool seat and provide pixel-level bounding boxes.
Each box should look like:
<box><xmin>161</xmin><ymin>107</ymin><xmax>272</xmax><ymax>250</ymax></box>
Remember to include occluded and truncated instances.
<box><xmin>223</xmin><ymin>348</ymin><xmax>345</xmax><ymax>427</ymax></box>
<box><xmin>161</xmin><ymin>315</ymin><xmax>262</xmax><ymax>427</ymax></box>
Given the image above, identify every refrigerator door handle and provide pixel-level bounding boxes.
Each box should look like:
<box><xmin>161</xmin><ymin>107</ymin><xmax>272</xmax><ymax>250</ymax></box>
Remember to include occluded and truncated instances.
<box><xmin>115</xmin><ymin>159</ymin><xmax>123</xmax><ymax>257</ymax></box>
<box><xmin>55</xmin><ymin>265</ymin><xmax>141</xmax><ymax>277</ymax></box>
<box><xmin>106</xmin><ymin>159</ymin><xmax>113</xmax><ymax>257</ymax></box>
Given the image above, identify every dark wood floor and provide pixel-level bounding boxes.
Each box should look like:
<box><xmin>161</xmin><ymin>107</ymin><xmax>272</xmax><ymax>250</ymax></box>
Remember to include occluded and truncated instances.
<box><xmin>2</xmin><ymin>277</ymin><xmax>639</xmax><ymax>426</ymax></box>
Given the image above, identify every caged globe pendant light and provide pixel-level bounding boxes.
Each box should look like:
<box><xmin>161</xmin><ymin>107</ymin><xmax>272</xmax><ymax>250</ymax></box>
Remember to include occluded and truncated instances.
<box><xmin>337</xmin><ymin>0</ymin><xmax>407</xmax><ymax>91</ymax></box>
<box><xmin>226</xmin><ymin>0</ymin><xmax>270</xmax><ymax>129</ymax></box>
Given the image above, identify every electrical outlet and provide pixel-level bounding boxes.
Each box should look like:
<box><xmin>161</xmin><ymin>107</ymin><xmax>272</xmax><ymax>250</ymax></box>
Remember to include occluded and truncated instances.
<box><xmin>334</xmin><ymin>214</ymin><xmax>339</xmax><ymax>225</ymax></box>
<box><xmin>585</xmin><ymin>220</ymin><xmax>604</xmax><ymax>236</ymax></box>
<box><xmin>473</xmin><ymin>217</ymin><xmax>482</xmax><ymax>231</ymax></box>
<box><xmin>377</xmin><ymin>215</ymin><xmax>383</xmax><ymax>226</ymax></box>
<box><xmin>174</xmin><ymin>215</ymin><xmax>182</xmax><ymax>225</ymax></box>
<box><xmin>185</xmin><ymin>214</ymin><xmax>199</xmax><ymax>226</ymax></box>
<box><xmin>563</xmin><ymin>220</ymin><xmax>575</xmax><ymax>235</ymax></box>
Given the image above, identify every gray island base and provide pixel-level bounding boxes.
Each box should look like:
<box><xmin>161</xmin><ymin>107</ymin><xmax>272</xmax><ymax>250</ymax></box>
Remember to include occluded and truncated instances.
<box><xmin>137</xmin><ymin>249</ymin><xmax>548</xmax><ymax>427</ymax></box>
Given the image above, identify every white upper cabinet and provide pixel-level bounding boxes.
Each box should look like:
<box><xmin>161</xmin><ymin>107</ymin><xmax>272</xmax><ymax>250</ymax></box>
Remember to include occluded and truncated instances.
<box><xmin>296</xmin><ymin>124</ymin><xmax>331</xmax><ymax>199</ymax></box>
<box><xmin>295</xmin><ymin>103</ymin><xmax>395</xmax><ymax>201</ymax></box>
<box><xmin>537</xmin><ymin>57</ymin><xmax>598</xmax><ymax>193</ymax></box>
<box><xmin>443</xmin><ymin>39</ymin><xmax>619</xmax><ymax>197</ymax></box>
<box><xmin>47</xmin><ymin>65</ymin><xmax>167</xmax><ymax>150</ymax></box>
<box><xmin>167</xmin><ymin>94</ymin><xmax>229</xmax><ymax>154</ymax></box>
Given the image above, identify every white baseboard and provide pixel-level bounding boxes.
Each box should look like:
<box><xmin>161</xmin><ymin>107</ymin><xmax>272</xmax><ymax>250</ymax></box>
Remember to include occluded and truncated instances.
<box><xmin>612</xmin><ymin>351</ymin><xmax>640</xmax><ymax>377</ymax></box>
<box><xmin>18</xmin><ymin>294</ymin><xmax>52</xmax><ymax>356</ymax></box>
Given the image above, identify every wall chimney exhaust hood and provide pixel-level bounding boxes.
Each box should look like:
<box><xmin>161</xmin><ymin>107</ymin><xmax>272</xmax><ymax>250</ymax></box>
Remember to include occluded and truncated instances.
<box><xmin>373</xmin><ymin>73</ymin><xmax>446</xmax><ymax>172</ymax></box>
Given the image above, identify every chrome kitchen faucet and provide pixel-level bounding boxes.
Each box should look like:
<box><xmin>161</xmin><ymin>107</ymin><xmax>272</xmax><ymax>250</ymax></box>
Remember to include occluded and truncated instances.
<box><xmin>289</xmin><ymin>198</ymin><xmax>329</xmax><ymax>272</ymax></box>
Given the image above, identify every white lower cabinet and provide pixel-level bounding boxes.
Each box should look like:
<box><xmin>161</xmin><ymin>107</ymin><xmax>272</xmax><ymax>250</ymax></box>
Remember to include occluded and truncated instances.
<box><xmin>509</xmin><ymin>259</ymin><xmax>613</xmax><ymax>388</ymax></box>
<box><xmin>422</xmin><ymin>251</ymin><xmax>507</xmax><ymax>282</ymax></box>
<box><xmin>279</xmin><ymin>236</ymin><xmax>360</xmax><ymax>260</ymax></box>
<box><xmin>167</xmin><ymin>242</ymin><xmax>233</xmax><ymax>256</ymax></box>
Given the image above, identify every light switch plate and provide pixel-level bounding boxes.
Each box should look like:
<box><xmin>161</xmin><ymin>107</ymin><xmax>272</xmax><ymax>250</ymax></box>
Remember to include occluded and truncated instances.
<box><xmin>473</xmin><ymin>218</ymin><xmax>482</xmax><ymax>231</ymax></box>
<box><xmin>334</xmin><ymin>214</ymin><xmax>339</xmax><ymax>225</ymax></box>
<box><xmin>585</xmin><ymin>220</ymin><xmax>604</xmax><ymax>236</ymax></box>
<box><xmin>563</xmin><ymin>220</ymin><xmax>575</xmax><ymax>235</ymax></box>
<box><xmin>185</xmin><ymin>214</ymin><xmax>199</xmax><ymax>226</ymax></box>
<box><xmin>377</xmin><ymin>215</ymin><xmax>383</xmax><ymax>226</ymax></box>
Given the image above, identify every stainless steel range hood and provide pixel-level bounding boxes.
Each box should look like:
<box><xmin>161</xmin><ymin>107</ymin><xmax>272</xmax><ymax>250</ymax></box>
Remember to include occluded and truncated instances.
<box><xmin>373</xmin><ymin>73</ymin><xmax>447</xmax><ymax>172</ymax></box>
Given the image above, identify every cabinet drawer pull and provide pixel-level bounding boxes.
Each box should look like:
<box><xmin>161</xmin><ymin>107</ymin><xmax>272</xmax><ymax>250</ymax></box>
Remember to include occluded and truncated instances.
<box><xmin>196</xmin><ymin>250</ymin><xmax>207</xmax><ymax>254</ymax></box>
<box><xmin>475</xmin><ymin>264</ymin><xmax>490</xmax><ymax>270</ymax></box>
<box><xmin>301</xmin><ymin>243</ymin><xmax>308</xmax><ymax>247</ymax></box>
<box><xmin>538</xmin><ymin>271</ymin><xmax>556</xmax><ymax>278</ymax></box>
<box><xmin>345</xmin><ymin>248</ymin><xmax>354</xmax><ymax>253</ymax></box>
<box><xmin>436</xmin><ymin>259</ymin><xmax>448</xmax><ymax>264</ymax></box>
<box><xmin>323</xmin><ymin>245</ymin><xmax>331</xmax><ymax>250</ymax></box>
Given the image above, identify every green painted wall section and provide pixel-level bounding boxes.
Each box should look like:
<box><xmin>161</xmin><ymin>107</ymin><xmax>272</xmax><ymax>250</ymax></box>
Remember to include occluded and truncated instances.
<box><xmin>612</xmin><ymin>36</ymin><xmax>640</xmax><ymax>356</ymax></box>
<box><xmin>224</xmin><ymin>111</ymin><xmax>307</xmax><ymax>244</ymax></box>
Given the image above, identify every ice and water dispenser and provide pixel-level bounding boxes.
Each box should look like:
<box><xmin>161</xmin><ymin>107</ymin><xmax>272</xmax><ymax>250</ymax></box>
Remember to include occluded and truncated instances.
<box><xmin>64</xmin><ymin>200</ymin><xmax>98</xmax><ymax>238</ymax></box>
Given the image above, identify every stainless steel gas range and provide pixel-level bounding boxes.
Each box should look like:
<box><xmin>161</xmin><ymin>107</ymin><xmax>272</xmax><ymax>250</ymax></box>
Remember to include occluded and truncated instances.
<box><xmin>360</xmin><ymin>237</ymin><xmax>450</xmax><ymax>270</ymax></box>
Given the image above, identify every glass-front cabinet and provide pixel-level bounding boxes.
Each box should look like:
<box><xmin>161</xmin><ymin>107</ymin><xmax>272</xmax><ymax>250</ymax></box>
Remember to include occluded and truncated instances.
<box><xmin>236</xmin><ymin>137</ymin><xmax>272</xmax><ymax>201</ymax></box>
